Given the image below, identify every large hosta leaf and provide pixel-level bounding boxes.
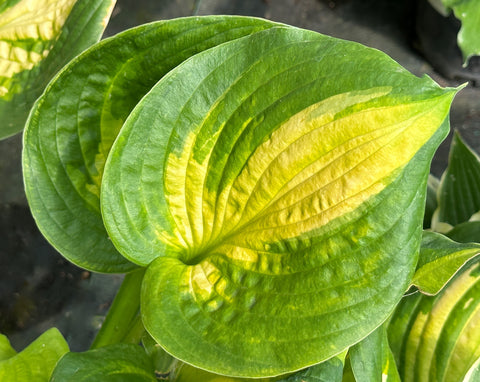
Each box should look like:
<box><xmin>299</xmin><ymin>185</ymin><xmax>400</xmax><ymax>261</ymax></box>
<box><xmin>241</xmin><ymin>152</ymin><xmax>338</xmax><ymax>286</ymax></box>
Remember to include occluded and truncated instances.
<box><xmin>388</xmin><ymin>261</ymin><xmax>480</xmax><ymax>382</ymax></box>
<box><xmin>0</xmin><ymin>0</ymin><xmax>116</xmax><ymax>139</ymax></box>
<box><xmin>22</xmin><ymin>16</ymin><xmax>278</xmax><ymax>273</ymax></box>
<box><xmin>100</xmin><ymin>24</ymin><xmax>457</xmax><ymax>376</ymax></box>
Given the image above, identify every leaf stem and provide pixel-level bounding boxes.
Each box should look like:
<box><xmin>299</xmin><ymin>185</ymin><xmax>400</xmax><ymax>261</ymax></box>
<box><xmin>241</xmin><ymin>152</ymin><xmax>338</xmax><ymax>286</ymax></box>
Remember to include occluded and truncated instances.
<box><xmin>122</xmin><ymin>314</ymin><xmax>146</xmax><ymax>345</ymax></box>
<box><xmin>90</xmin><ymin>267</ymin><xmax>145</xmax><ymax>349</ymax></box>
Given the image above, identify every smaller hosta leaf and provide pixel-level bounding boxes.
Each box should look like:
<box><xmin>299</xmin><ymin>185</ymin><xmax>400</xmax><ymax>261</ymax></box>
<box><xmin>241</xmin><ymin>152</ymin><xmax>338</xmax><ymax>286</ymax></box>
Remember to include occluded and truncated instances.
<box><xmin>50</xmin><ymin>343</ymin><xmax>156</xmax><ymax>381</ymax></box>
<box><xmin>447</xmin><ymin>221</ymin><xmax>480</xmax><ymax>243</ymax></box>
<box><xmin>0</xmin><ymin>0</ymin><xmax>116</xmax><ymax>139</ymax></box>
<box><xmin>434</xmin><ymin>131</ymin><xmax>480</xmax><ymax>227</ymax></box>
<box><xmin>350</xmin><ymin>324</ymin><xmax>400</xmax><ymax>382</ymax></box>
<box><xmin>388</xmin><ymin>261</ymin><xmax>480</xmax><ymax>382</ymax></box>
<box><xmin>386</xmin><ymin>292</ymin><xmax>424</xmax><ymax>379</ymax></box>
<box><xmin>0</xmin><ymin>328</ymin><xmax>68</xmax><ymax>381</ymax></box>
<box><xmin>412</xmin><ymin>231</ymin><xmax>480</xmax><ymax>295</ymax></box>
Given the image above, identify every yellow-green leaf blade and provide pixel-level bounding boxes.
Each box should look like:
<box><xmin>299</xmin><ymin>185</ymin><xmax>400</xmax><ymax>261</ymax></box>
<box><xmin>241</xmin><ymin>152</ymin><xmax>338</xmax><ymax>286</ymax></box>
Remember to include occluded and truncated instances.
<box><xmin>101</xmin><ymin>25</ymin><xmax>458</xmax><ymax>377</ymax></box>
<box><xmin>412</xmin><ymin>231</ymin><xmax>480</xmax><ymax>295</ymax></box>
<box><xmin>0</xmin><ymin>328</ymin><xmax>68</xmax><ymax>381</ymax></box>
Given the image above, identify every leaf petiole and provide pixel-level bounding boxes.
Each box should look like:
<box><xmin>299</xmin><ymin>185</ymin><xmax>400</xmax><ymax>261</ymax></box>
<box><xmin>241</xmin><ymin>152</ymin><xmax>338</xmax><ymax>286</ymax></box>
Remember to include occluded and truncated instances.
<box><xmin>90</xmin><ymin>267</ymin><xmax>146</xmax><ymax>349</ymax></box>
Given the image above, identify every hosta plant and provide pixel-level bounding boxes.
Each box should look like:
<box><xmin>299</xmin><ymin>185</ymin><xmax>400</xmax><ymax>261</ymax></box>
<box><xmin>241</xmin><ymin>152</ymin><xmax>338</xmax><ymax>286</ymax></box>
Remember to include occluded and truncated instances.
<box><xmin>3</xmin><ymin>7</ymin><xmax>480</xmax><ymax>381</ymax></box>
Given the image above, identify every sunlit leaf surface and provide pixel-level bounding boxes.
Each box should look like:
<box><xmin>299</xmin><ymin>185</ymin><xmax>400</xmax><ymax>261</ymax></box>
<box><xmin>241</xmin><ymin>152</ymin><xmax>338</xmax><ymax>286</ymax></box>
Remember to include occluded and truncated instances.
<box><xmin>100</xmin><ymin>25</ymin><xmax>457</xmax><ymax>377</ymax></box>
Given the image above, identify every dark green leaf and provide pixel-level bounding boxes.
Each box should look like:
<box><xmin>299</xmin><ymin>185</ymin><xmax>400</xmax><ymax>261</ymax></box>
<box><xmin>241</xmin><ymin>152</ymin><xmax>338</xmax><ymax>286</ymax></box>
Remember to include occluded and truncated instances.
<box><xmin>434</xmin><ymin>131</ymin><xmax>480</xmax><ymax>228</ymax></box>
<box><xmin>387</xmin><ymin>292</ymin><xmax>424</xmax><ymax>374</ymax></box>
<box><xmin>50</xmin><ymin>343</ymin><xmax>156</xmax><ymax>381</ymax></box>
<box><xmin>447</xmin><ymin>221</ymin><xmax>480</xmax><ymax>243</ymax></box>
<box><xmin>342</xmin><ymin>357</ymin><xmax>356</xmax><ymax>382</ymax></box>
